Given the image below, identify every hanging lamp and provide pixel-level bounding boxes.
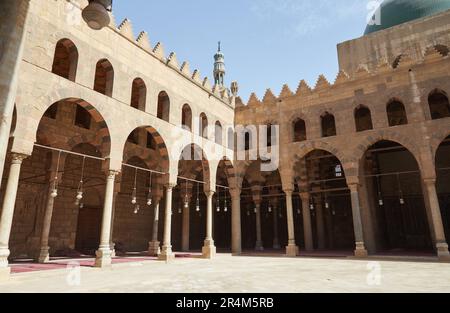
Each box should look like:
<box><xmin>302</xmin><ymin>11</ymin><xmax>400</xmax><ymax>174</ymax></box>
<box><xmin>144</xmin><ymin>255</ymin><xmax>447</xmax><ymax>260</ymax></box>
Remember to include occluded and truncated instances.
<box><xmin>50</xmin><ymin>151</ymin><xmax>62</xmax><ymax>198</ymax></box>
<box><xmin>75</xmin><ymin>156</ymin><xmax>86</xmax><ymax>206</ymax></box>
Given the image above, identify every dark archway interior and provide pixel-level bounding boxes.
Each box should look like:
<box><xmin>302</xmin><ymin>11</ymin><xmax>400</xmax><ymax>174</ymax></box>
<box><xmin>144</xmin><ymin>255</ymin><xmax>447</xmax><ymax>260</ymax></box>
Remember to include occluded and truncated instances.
<box><xmin>364</xmin><ymin>141</ymin><xmax>432</xmax><ymax>253</ymax></box>
<box><xmin>304</xmin><ymin>150</ymin><xmax>354</xmax><ymax>251</ymax></box>
<box><xmin>214</xmin><ymin>161</ymin><xmax>231</xmax><ymax>250</ymax></box>
<box><xmin>240</xmin><ymin>162</ymin><xmax>289</xmax><ymax>252</ymax></box>
<box><xmin>436</xmin><ymin>135</ymin><xmax>450</xmax><ymax>244</ymax></box>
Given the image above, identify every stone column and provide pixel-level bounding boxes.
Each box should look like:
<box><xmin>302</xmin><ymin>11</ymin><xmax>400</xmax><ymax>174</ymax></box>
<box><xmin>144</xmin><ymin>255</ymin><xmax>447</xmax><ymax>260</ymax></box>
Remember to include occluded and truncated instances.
<box><xmin>148</xmin><ymin>196</ymin><xmax>162</xmax><ymax>256</ymax></box>
<box><xmin>314</xmin><ymin>195</ymin><xmax>327</xmax><ymax>250</ymax></box>
<box><xmin>230</xmin><ymin>188</ymin><xmax>242</xmax><ymax>255</ymax></box>
<box><xmin>202</xmin><ymin>191</ymin><xmax>216</xmax><ymax>259</ymax></box>
<box><xmin>95</xmin><ymin>170</ymin><xmax>118</xmax><ymax>268</ymax></box>
<box><xmin>181</xmin><ymin>198</ymin><xmax>190</xmax><ymax>251</ymax></box>
<box><xmin>0</xmin><ymin>1</ymin><xmax>30</xmax><ymax>188</ymax></box>
<box><xmin>348</xmin><ymin>183</ymin><xmax>368</xmax><ymax>258</ymax></box>
<box><xmin>181</xmin><ymin>185</ymin><xmax>192</xmax><ymax>252</ymax></box>
<box><xmin>285</xmin><ymin>190</ymin><xmax>299</xmax><ymax>257</ymax></box>
<box><xmin>37</xmin><ymin>153</ymin><xmax>66</xmax><ymax>263</ymax></box>
<box><xmin>272</xmin><ymin>205</ymin><xmax>281</xmax><ymax>249</ymax></box>
<box><xmin>0</xmin><ymin>153</ymin><xmax>27</xmax><ymax>279</ymax></box>
<box><xmin>300</xmin><ymin>192</ymin><xmax>314</xmax><ymax>251</ymax></box>
<box><xmin>255</xmin><ymin>201</ymin><xmax>264</xmax><ymax>251</ymax></box>
<box><xmin>159</xmin><ymin>184</ymin><xmax>175</xmax><ymax>261</ymax></box>
<box><xmin>109</xmin><ymin>188</ymin><xmax>119</xmax><ymax>257</ymax></box>
<box><xmin>423</xmin><ymin>178</ymin><xmax>450</xmax><ymax>260</ymax></box>
<box><xmin>37</xmin><ymin>184</ymin><xmax>55</xmax><ymax>263</ymax></box>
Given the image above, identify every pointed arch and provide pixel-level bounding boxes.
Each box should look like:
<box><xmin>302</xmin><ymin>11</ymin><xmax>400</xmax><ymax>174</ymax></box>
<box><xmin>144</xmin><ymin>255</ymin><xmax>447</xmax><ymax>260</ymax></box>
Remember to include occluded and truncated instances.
<box><xmin>429</xmin><ymin>89</ymin><xmax>450</xmax><ymax>120</ymax></box>
<box><xmin>52</xmin><ymin>38</ymin><xmax>78</xmax><ymax>82</ymax></box>
<box><xmin>200</xmin><ymin>113</ymin><xmax>208</xmax><ymax>139</ymax></box>
<box><xmin>321</xmin><ymin>112</ymin><xmax>336</xmax><ymax>137</ymax></box>
<box><xmin>130</xmin><ymin>78</ymin><xmax>147</xmax><ymax>111</ymax></box>
<box><xmin>157</xmin><ymin>91</ymin><xmax>170</xmax><ymax>122</ymax></box>
<box><xmin>387</xmin><ymin>99</ymin><xmax>408</xmax><ymax>126</ymax></box>
<box><xmin>215</xmin><ymin>121</ymin><xmax>223</xmax><ymax>145</ymax></box>
<box><xmin>354</xmin><ymin>105</ymin><xmax>373</xmax><ymax>132</ymax></box>
<box><xmin>94</xmin><ymin>59</ymin><xmax>114</xmax><ymax>97</ymax></box>
<box><xmin>293</xmin><ymin>118</ymin><xmax>306</xmax><ymax>142</ymax></box>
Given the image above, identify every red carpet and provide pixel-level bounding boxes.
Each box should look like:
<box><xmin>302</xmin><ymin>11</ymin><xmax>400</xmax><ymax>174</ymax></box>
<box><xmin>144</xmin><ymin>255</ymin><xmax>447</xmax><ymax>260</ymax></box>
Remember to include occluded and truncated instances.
<box><xmin>9</xmin><ymin>253</ymin><xmax>198</xmax><ymax>274</ymax></box>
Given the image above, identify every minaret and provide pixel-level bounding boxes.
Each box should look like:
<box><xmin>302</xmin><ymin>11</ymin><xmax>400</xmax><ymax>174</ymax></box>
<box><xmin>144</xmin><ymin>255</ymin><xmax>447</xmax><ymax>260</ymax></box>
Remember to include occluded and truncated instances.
<box><xmin>213</xmin><ymin>41</ymin><xmax>226</xmax><ymax>89</ymax></box>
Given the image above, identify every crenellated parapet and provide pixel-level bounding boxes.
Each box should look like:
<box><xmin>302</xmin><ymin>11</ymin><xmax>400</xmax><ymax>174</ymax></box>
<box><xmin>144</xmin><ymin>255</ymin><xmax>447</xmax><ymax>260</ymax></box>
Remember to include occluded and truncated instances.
<box><xmin>109</xmin><ymin>17</ymin><xmax>235</xmax><ymax>105</ymax></box>
<box><xmin>242</xmin><ymin>46</ymin><xmax>449</xmax><ymax>108</ymax></box>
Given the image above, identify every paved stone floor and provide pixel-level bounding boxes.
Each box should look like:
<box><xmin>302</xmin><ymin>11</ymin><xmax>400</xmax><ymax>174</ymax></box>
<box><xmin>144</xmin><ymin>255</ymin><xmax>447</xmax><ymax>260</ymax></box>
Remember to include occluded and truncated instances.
<box><xmin>1</xmin><ymin>254</ymin><xmax>450</xmax><ymax>293</ymax></box>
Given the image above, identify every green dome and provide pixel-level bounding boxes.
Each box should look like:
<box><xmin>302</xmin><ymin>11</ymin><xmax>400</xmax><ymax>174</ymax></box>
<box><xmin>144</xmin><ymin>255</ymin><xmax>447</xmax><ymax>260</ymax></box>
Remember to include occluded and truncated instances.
<box><xmin>364</xmin><ymin>0</ymin><xmax>450</xmax><ymax>35</ymax></box>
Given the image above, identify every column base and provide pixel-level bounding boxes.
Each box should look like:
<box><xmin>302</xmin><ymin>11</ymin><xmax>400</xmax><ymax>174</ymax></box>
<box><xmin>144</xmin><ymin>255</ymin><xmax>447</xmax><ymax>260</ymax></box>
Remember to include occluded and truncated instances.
<box><xmin>354</xmin><ymin>242</ymin><xmax>368</xmax><ymax>258</ymax></box>
<box><xmin>0</xmin><ymin>267</ymin><xmax>10</xmax><ymax>281</ymax></box>
<box><xmin>273</xmin><ymin>241</ymin><xmax>281</xmax><ymax>250</ymax></box>
<box><xmin>255</xmin><ymin>241</ymin><xmax>264</xmax><ymax>251</ymax></box>
<box><xmin>110</xmin><ymin>243</ymin><xmax>116</xmax><ymax>257</ymax></box>
<box><xmin>158</xmin><ymin>245</ymin><xmax>175</xmax><ymax>262</ymax></box>
<box><xmin>148</xmin><ymin>241</ymin><xmax>161</xmax><ymax>256</ymax></box>
<box><xmin>37</xmin><ymin>246</ymin><xmax>50</xmax><ymax>263</ymax></box>
<box><xmin>202</xmin><ymin>240</ymin><xmax>216</xmax><ymax>259</ymax></box>
<box><xmin>436</xmin><ymin>243</ymin><xmax>450</xmax><ymax>261</ymax></box>
<box><xmin>0</xmin><ymin>248</ymin><xmax>10</xmax><ymax>272</ymax></box>
<box><xmin>95</xmin><ymin>247</ymin><xmax>112</xmax><ymax>268</ymax></box>
<box><xmin>285</xmin><ymin>244</ymin><xmax>299</xmax><ymax>257</ymax></box>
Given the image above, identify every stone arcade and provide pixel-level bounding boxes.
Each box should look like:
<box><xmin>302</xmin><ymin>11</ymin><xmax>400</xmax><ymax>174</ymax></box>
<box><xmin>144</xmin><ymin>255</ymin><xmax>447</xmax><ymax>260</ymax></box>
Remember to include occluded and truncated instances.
<box><xmin>1</xmin><ymin>0</ymin><xmax>450</xmax><ymax>281</ymax></box>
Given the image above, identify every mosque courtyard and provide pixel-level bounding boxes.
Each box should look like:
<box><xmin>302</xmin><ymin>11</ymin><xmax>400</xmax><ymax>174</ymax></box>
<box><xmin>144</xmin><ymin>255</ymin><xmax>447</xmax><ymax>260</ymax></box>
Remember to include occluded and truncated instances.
<box><xmin>1</xmin><ymin>254</ymin><xmax>449</xmax><ymax>293</ymax></box>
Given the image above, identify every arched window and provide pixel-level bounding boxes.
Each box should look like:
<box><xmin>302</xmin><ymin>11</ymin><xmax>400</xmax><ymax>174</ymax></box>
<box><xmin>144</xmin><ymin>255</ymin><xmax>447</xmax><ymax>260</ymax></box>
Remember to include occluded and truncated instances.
<box><xmin>429</xmin><ymin>89</ymin><xmax>450</xmax><ymax>120</ymax></box>
<box><xmin>321</xmin><ymin>112</ymin><xmax>336</xmax><ymax>137</ymax></box>
<box><xmin>130</xmin><ymin>78</ymin><xmax>146</xmax><ymax>111</ymax></box>
<box><xmin>200</xmin><ymin>113</ymin><xmax>208</xmax><ymax>139</ymax></box>
<box><xmin>293</xmin><ymin>118</ymin><xmax>306</xmax><ymax>142</ymax></box>
<box><xmin>354</xmin><ymin>105</ymin><xmax>373</xmax><ymax>132</ymax></box>
<box><xmin>266</xmin><ymin>124</ymin><xmax>272</xmax><ymax>147</ymax></box>
<box><xmin>157</xmin><ymin>91</ymin><xmax>170</xmax><ymax>122</ymax></box>
<box><xmin>52</xmin><ymin>38</ymin><xmax>78</xmax><ymax>81</ymax></box>
<box><xmin>227</xmin><ymin>127</ymin><xmax>234</xmax><ymax>150</ymax></box>
<box><xmin>245</xmin><ymin>132</ymin><xmax>251</xmax><ymax>151</ymax></box>
<box><xmin>265</xmin><ymin>124</ymin><xmax>277</xmax><ymax>147</ymax></box>
<box><xmin>181</xmin><ymin>104</ymin><xmax>192</xmax><ymax>131</ymax></box>
<box><xmin>387</xmin><ymin>99</ymin><xmax>408</xmax><ymax>126</ymax></box>
<box><xmin>94</xmin><ymin>59</ymin><xmax>114</xmax><ymax>97</ymax></box>
<box><xmin>215</xmin><ymin>121</ymin><xmax>223</xmax><ymax>145</ymax></box>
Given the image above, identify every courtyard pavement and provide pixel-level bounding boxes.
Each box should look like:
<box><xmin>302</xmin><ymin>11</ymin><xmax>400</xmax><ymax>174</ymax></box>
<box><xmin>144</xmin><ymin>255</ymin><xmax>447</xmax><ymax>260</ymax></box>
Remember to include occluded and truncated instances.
<box><xmin>0</xmin><ymin>254</ymin><xmax>449</xmax><ymax>293</ymax></box>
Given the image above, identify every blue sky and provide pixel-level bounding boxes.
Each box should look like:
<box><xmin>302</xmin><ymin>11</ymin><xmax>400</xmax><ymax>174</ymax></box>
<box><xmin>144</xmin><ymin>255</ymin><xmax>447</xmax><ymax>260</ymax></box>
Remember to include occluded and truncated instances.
<box><xmin>114</xmin><ymin>0</ymin><xmax>374</xmax><ymax>102</ymax></box>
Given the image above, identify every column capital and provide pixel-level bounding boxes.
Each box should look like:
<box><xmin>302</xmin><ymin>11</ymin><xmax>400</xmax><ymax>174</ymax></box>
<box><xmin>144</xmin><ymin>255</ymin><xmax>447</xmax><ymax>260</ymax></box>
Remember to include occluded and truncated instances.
<box><xmin>10</xmin><ymin>153</ymin><xmax>28</xmax><ymax>164</ymax></box>
<box><xmin>348</xmin><ymin>183</ymin><xmax>359</xmax><ymax>193</ymax></box>
<box><xmin>205</xmin><ymin>190</ymin><xmax>215</xmax><ymax>198</ymax></box>
<box><xmin>165</xmin><ymin>183</ymin><xmax>177</xmax><ymax>190</ymax></box>
<box><xmin>299</xmin><ymin>192</ymin><xmax>310</xmax><ymax>201</ymax></box>
<box><xmin>106</xmin><ymin>170</ymin><xmax>120</xmax><ymax>178</ymax></box>
<box><xmin>283</xmin><ymin>189</ymin><xmax>294</xmax><ymax>196</ymax></box>
<box><xmin>229</xmin><ymin>188</ymin><xmax>241</xmax><ymax>199</ymax></box>
<box><xmin>346</xmin><ymin>175</ymin><xmax>360</xmax><ymax>187</ymax></box>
